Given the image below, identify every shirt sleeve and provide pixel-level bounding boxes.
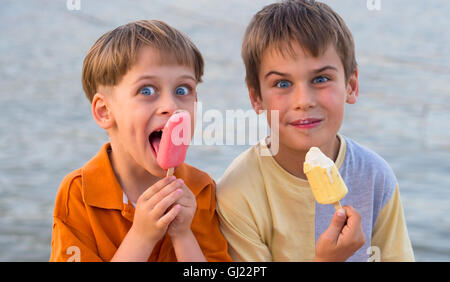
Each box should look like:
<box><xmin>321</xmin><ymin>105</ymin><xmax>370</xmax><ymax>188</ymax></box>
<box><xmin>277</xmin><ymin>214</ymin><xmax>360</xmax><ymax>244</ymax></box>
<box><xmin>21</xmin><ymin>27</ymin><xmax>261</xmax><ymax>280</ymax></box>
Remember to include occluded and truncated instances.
<box><xmin>49</xmin><ymin>175</ymin><xmax>103</xmax><ymax>262</ymax></box>
<box><xmin>50</xmin><ymin>216</ymin><xmax>103</xmax><ymax>262</ymax></box>
<box><xmin>371</xmin><ymin>185</ymin><xmax>415</xmax><ymax>262</ymax></box>
<box><xmin>216</xmin><ymin>200</ymin><xmax>272</xmax><ymax>262</ymax></box>
<box><xmin>190</xmin><ymin>180</ymin><xmax>232</xmax><ymax>262</ymax></box>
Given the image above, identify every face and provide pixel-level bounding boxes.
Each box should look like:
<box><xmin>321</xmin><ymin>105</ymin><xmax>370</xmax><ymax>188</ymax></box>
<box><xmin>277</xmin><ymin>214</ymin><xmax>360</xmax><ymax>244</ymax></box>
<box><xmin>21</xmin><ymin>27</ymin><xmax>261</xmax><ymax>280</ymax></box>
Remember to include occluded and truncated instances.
<box><xmin>250</xmin><ymin>43</ymin><xmax>358</xmax><ymax>155</ymax></box>
<box><xmin>95</xmin><ymin>46</ymin><xmax>197</xmax><ymax>177</ymax></box>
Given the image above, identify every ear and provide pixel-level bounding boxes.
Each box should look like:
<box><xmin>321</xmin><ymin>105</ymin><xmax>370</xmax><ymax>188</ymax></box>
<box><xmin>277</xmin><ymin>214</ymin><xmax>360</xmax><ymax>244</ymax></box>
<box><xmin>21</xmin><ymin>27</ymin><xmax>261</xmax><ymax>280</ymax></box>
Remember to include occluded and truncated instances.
<box><xmin>91</xmin><ymin>93</ymin><xmax>114</xmax><ymax>130</ymax></box>
<box><xmin>346</xmin><ymin>69</ymin><xmax>359</xmax><ymax>104</ymax></box>
<box><xmin>248</xmin><ymin>85</ymin><xmax>264</xmax><ymax>114</ymax></box>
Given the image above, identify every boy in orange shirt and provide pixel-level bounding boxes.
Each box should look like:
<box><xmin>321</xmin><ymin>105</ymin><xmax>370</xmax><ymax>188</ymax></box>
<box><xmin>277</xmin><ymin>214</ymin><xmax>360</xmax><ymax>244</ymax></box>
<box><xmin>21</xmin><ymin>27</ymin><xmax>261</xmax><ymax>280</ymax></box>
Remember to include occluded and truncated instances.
<box><xmin>50</xmin><ymin>20</ymin><xmax>231</xmax><ymax>262</ymax></box>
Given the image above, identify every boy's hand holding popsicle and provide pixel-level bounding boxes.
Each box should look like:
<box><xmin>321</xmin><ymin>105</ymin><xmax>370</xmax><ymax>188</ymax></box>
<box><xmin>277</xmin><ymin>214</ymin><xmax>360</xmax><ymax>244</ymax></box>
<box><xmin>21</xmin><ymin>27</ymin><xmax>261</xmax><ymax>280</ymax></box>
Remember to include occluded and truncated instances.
<box><xmin>131</xmin><ymin>176</ymin><xmax>184</xmax><ymax>245</ymax></box>
<box><xmin>113</xmin><ymin>176</ymin><xmax>184</xmax><ymax>261</ymax></box>
<box><xmin>314</xmin><ymin>205</ymin><xmax>365</xmax><ymax>262</ymax></box>
<box><xmin>166</xmin><ymin>177</ymin><xmax>197</xmax><ymax>239</ymax></box>
<box><xmin>304</xmin><ymin>147</ymin><xmax>365</xmax><ymax>261</ymax></box>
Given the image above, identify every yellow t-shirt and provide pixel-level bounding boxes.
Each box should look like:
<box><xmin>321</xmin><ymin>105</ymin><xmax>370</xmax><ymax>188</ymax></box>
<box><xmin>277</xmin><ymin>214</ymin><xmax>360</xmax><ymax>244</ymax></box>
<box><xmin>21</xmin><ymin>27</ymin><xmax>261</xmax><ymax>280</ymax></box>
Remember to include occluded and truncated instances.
<box><xmin>216</xmin><ymin>135</ymin><xmax>414</xmax><ymax>262</ymax></box>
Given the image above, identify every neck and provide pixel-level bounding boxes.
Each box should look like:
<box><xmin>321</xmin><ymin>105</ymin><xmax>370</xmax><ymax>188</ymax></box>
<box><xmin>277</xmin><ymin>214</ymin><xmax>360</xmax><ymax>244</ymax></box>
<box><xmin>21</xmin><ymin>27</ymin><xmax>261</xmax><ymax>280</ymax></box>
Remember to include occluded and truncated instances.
<box><xmin>108</xmin><ymin>142</ymin><xmax>160</xmax><ymax>204</ymax></box>
<box><xmin>271</xmin><ymin>135</ymin><xmax>341</xmax><ymax>179</ymax></box>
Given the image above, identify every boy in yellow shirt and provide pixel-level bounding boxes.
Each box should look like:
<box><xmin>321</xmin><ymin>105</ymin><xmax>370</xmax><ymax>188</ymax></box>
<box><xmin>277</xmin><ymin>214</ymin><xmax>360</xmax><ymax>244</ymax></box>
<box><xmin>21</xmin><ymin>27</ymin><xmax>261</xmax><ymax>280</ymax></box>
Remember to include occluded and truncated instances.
<box><xmin>216</xmin><ymin>0</ymin><xmax>414</xmax><ymax>261</ymax></box>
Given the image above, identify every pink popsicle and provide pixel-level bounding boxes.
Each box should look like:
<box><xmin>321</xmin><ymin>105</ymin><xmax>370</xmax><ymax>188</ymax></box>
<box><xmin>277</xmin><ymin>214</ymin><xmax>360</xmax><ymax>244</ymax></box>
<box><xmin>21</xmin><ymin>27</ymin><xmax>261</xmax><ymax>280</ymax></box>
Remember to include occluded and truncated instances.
<box><xmin>156</xmin><ymin>110</ymin><xmax>191</xmax><ymax>175</ymax></box>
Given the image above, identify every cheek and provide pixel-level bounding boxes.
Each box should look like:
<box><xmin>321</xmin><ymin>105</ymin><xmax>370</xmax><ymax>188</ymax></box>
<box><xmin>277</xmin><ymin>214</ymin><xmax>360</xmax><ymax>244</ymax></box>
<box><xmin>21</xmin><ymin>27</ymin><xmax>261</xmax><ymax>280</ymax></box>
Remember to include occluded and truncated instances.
<box><xmin>177</xmin><ymin>103</ymin><xmax>195</xmax><ymax>138</ymax></box>
<box><xmin>263</xmin><ymin>97</ymin><xmax>288</xmax><ymax>130</ymax></box>
<box><xmin>189</xmin><ymin>110</ymin><xmax>195</xmax><ymax>139</ymax></box>
<box><xmin>268</xmin><ymin>93</ymin><xmax>290</xmax><ymax>115</ymax></box>
<box><xmin>129</xmin><ymin>105</ymin><xmax>153</xmax><ymax>135</ymax></box>
<box><xmin>261</xmin><ymin>90</ymin><xmax>287</xmax><ymax>111</ymax></box>
<box><xmin>318</xmin><ymin>89</ymin><xmax>346</xmax><ymax>122</ymax></box>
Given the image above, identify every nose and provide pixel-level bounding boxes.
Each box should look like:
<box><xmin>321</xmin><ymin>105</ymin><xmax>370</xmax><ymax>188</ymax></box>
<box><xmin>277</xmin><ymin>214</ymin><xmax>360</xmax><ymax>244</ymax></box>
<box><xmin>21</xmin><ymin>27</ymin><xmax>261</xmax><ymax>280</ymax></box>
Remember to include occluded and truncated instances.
<box><xmin>156</xmin><ymin>89</ymin><xmax>178</xmax><ymax>116</ymax></box>
<box><xmin>292</xmin><ymin>83</ymin><xmax>316</xmax><ymax>111</ymax></box>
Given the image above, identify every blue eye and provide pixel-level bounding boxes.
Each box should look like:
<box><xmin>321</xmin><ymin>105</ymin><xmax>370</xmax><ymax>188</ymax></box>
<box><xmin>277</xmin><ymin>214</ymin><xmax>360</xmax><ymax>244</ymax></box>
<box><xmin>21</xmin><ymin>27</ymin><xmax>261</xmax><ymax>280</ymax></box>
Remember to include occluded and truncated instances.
<box><xmin>313</xmin><ymin>76</ymin><xmax>329</xmax><ymax>84</ymax></box>
<box><xmin>276</xmin><ymin>80</ymin><xmax>292</xmax><ymax>88</ymax></box>
<box><xmin>139</xmin><ymin>86</ymin><xmax>156</xmax><ymax>96</ymax></box>
<box><xmin>175</xmin><ymin>86</ymin><xmax>189</xmax><ymax>96</ymax></box>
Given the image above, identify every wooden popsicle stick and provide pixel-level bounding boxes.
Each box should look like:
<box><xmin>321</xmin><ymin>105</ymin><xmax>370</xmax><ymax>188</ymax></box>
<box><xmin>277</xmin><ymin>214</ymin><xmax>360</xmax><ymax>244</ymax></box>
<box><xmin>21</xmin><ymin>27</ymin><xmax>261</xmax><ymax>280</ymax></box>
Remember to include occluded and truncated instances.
<box><xmin>166</xmin><ymin>167</ymin><xmax>175</xmax><ymax>177</ymax></box>
<box><xmin>333</xmin><ymin>201</ymin><xmax>342</xmax><ymax>210</ymax></box>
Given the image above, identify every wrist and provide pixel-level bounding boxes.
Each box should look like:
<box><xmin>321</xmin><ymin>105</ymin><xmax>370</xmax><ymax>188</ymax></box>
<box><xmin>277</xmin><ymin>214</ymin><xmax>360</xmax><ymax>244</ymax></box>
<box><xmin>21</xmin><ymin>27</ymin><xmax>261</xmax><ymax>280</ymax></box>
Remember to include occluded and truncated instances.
<box><xmin>170</xmin><ymin>229</ymin><xmax>194</xmax><ymax>243</ymax></box>
<box><xmin>111</xmin><ymin>228</ymin><xmax>157</xmax><ymax>262</ymax></box>
<box><xmin>170</xmin><ymin>230</ymin><xmax>206</xmax><ymax>262</ymax></box>
<box><xmin>128</xmin><ymin>226</ymin><xmax>157</xmax><ymax>252</ymax></box>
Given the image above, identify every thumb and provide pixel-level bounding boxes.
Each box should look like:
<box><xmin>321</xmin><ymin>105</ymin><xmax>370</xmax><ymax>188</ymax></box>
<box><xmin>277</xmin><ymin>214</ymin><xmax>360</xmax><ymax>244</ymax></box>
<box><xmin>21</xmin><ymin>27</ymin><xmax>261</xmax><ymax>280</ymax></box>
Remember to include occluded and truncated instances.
<box><xmin>323</xmin><ymin>208</ymin><xmax>347</xmax><ymax>242</ymax></box>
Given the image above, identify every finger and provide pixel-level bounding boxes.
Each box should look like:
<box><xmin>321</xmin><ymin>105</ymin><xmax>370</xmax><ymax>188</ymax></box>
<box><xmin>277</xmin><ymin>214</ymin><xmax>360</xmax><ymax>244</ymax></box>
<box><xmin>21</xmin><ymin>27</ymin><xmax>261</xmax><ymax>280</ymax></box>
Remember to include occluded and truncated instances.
<box><xmin>157</xmin><ymin>204</ymin><xmax>181</xmax><ymax>229</ymax></box>
<box><xmin>153</xmin><ymin>188</ymin><xmax>184</xmax><ymax>218</ymax></box>
<box><xmin>180</xmin><ymin>180</ymin><xmax>194</xmax><ymax>197</ymax></box>
<box><xmin>175</xmin><ymin>182</ymin><xmax>195</xmax><ymax>206</ymax></box>
<box><xmin>174</xmin><ymin>196</ymin><xmax>191</xmax><ymax>208</ymax></box>
<box><xmin>138</xmin><ymin>176</ymin><xmax>177</xmax><ymax>203</ymax></box>
<box><xmin>322</xmin><ymin>208</ymin><xmax>347</xmax><ymax>243</ymax></box>
<box><xmin>146</xmin><ymin>179</ymin><xmax>183</xmax><ymax>210</ymax></box>
<box><xmin>342</xmin><ymin>206</ymin><xmax>364</xmax><ymax>243</ymax></box>
<box><xmin>342</xmin><ymin>205</ymin><xmax>361</xmax><ymax>227</ymax></box>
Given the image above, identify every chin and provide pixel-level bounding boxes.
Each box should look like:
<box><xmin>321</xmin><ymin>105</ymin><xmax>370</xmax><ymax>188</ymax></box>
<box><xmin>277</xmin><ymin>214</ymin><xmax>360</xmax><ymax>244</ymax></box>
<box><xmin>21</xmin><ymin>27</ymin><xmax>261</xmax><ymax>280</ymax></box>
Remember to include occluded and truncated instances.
<box><xmin>289</xmin><ymin>142</ymin><xmax>314</xmax><ymax>153</ymax></box>
<box><xmin>277</xmin><ymin>133</ymin><xmax>313</xmax><ymax>152</ymax></box>
<box><xmin>153</xmin><ymin>168</ymin><xmax>167</xmax><ymax>178</ymax></box>
<box><xmin>153</xmin><ymin>170</ymin><xmax>167</xmax><ymax>178</ymax></box>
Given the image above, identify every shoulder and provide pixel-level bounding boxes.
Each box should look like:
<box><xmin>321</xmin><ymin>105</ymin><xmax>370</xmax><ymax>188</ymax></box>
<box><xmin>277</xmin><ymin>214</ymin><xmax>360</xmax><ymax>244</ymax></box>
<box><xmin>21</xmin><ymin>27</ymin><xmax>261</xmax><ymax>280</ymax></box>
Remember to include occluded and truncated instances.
<box><xmin>343</xmin><ymin>136</ymin><xmax>398</xmax><ymax>205</ymax></box>
<box><xmin>344</xmin><ymin>137</ymin><xmax>397</xmax><ymax>180</ymax></box>
<box><xmin>216</xmin><ymin>145</ymin><xmax>264</xmax><ymax>202</ymax></box>
<box><xmin>216</xmin><ymin>144</ymin><xmax>269</xmax><ymax>225</ymax></box>
<box><xmin>53</xmin><ymin>168</ymin><xmax>85</xmax><ymax>221</ymax></box>
<box><xmin>216</xmin><ymin>144</ymin><xmax>273</xmax><ymax>244</ymax></box>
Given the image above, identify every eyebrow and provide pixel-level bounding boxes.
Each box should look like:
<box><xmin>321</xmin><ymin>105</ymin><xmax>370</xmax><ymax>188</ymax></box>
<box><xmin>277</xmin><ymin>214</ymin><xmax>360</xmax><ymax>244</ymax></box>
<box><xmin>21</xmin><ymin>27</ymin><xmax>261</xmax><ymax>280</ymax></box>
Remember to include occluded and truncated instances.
<box><xmin>312</xmin><ymin>65</ymin><xmax>338</xmax><ymax>74</ymax></box>
<box><xmin>133</xmin><ymin>74</ymin><xmax>196</xmax><ymax>85</ymax></box>
<box><xmin>264</xmin><ymin>65</ymin><xmax>338</xmax><ymax>79</ymax></box>
<box><xmin>264</xmin><ymin>71</ymin><xmax>287</xmax><ymax>79</ymax></box>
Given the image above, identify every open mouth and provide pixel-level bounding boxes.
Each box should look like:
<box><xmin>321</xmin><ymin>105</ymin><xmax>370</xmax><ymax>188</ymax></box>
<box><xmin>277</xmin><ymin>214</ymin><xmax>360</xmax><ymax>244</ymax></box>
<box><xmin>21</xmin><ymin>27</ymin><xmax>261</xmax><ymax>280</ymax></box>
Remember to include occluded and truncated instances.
<box><xmin>149</xmin><ymin>129</ymin><xmax>163</xmax><ymax>157</ymax></box>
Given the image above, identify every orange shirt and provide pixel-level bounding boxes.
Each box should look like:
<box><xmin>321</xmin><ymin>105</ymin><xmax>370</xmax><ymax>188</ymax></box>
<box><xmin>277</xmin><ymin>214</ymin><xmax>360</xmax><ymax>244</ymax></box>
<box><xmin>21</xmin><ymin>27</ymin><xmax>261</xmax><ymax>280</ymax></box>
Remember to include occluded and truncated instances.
<box><xmin>50</xmin><ymin>143</ymin><xmax>231</xmax><ymax>262</ymax></box>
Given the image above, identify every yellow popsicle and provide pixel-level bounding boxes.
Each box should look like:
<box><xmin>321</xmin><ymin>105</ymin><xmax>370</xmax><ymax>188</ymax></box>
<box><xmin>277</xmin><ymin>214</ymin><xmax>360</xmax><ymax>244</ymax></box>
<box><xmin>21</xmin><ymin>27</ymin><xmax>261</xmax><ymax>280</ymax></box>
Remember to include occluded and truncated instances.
<box><xmin>303</xmin><ymin>147</ymin><xmax>348</xmax><ymax>209</ymax></box>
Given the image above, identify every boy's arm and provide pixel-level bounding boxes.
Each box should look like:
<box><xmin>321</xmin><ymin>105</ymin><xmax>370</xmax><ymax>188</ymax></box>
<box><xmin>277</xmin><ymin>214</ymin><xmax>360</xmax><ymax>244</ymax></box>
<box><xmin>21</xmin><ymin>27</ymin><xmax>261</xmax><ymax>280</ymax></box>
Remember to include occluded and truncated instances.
<box><xmin>371</xmin><ymin>185</ymin><xmax>415</xmax><ymax>262</ymax></box>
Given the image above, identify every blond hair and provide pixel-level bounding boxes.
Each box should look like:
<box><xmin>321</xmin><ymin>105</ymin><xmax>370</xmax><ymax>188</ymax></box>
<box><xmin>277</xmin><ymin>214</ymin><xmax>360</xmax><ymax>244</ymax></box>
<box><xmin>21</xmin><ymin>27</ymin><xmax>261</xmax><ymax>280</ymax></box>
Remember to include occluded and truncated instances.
<box><xmin>82</xmin><ymin>20</ymin><xmax>204</xmax><ymax>102</ymax></box>
<box><xmin>242</xmin><ymin>0</ymin><xmax>357</xmax><ymax>97</ymax></box>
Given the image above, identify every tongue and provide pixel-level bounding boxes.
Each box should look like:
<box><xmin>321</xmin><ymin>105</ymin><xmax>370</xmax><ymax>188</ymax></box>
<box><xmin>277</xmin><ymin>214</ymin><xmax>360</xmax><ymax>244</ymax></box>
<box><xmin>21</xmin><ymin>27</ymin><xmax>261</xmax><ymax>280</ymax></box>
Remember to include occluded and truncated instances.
<box><xmin>151</xmin><ymin>135</ymin><xmax>161</xmax><ymax>155</ymax></box>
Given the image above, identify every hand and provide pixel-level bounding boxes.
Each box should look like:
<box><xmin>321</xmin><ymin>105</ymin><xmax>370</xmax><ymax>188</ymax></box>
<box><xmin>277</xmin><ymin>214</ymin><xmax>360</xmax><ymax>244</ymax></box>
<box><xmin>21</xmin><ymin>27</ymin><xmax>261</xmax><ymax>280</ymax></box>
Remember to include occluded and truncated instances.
<box><xmin>130</xmin><ymin>176</ymin><xmax>183</xmax><ymax>244</ymax></box>
<box><xmin>314</xmin><ymin>205</ymin><xmax>366</xmax><ymax>262</ymax></box>
<box><xmin>167</xmin><ymin>178</ymin><xmax>197</xmax><ymax>240</ymax></box>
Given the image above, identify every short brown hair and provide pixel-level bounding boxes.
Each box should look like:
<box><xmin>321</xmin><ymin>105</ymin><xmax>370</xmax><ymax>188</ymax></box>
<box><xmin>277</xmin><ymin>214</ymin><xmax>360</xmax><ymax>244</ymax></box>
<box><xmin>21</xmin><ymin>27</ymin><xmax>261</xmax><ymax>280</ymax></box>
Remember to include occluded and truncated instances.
<box><xmin>82</xmin><ymin>20</ymin><xmax>204</xmax><ymax>102</ymax></box>
<box><xmin>242</xmin><ymin>0</ymin><xmax>357</xmax><ymax>97</ymax></box>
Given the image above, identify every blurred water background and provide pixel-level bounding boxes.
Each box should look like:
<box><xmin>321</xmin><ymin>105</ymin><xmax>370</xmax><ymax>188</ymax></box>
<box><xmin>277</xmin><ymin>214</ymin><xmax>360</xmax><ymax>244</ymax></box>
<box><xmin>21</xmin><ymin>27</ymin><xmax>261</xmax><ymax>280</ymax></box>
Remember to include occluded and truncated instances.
<box><xmin>0</xmin><ymin>0</ymin><xmax>449</xmax><ymax>261</ymax></box>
